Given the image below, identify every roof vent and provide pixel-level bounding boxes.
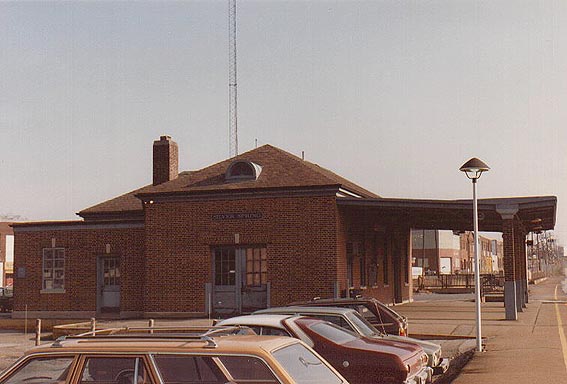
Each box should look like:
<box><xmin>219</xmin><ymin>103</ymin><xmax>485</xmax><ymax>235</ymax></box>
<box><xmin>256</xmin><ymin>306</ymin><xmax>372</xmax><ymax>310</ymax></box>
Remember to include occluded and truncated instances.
<box><xmin>225</xmin><ymin>160</ymin><xmax>262</xmax><ymax>182</ymax></box>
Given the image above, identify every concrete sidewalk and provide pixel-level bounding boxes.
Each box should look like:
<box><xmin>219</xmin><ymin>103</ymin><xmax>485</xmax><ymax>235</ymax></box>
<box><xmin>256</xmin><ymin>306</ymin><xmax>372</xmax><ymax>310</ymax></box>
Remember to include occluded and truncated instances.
<box><xmin>395</xmin><ymin>275</ymin><xmax>567</xmax><ymax>383</ymax></box>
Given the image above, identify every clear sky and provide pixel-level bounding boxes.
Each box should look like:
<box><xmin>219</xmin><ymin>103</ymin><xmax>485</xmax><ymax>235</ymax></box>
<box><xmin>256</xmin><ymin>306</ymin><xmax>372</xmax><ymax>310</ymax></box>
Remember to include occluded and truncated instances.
<box><xmin>0</xmin><ymin>1</ymin><xmax>565</xmax><ymax>243</ymax></box>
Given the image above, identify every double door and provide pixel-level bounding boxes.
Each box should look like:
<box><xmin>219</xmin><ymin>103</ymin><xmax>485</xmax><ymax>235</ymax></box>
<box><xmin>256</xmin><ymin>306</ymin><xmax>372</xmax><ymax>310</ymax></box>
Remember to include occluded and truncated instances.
<box><xmin>212</xmin><ymin>246</ymin><xmax>267</xmax><ymax>316</ymax></box>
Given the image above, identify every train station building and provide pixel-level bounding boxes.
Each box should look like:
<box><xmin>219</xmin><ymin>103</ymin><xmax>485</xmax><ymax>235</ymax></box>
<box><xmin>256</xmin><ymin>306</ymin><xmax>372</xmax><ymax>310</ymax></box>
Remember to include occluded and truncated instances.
<box><xmin>11</xmin><ymin>136</ymin><xmax>557</xmax><ymax>320</ymax></box>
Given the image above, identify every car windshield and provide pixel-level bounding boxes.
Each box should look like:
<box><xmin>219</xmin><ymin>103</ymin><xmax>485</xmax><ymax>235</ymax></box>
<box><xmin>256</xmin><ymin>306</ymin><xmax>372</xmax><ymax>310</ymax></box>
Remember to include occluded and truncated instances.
<box><xmin>345</xmin><ymin>311</ymin><xmax>384</xmax><ymax>337</ymax></box>
<box><xmin>272</xmin><ymin>342</ymin><xmax>343</xmax><ymax>384</ymax></box>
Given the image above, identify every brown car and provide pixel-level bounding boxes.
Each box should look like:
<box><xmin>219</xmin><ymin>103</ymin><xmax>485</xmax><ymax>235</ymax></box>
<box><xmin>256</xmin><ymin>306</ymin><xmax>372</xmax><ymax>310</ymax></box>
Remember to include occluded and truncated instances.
<box><xmin>0</xmin><ymin>327</ymin><xmax>349</xmax><ymax>384</ymax></box>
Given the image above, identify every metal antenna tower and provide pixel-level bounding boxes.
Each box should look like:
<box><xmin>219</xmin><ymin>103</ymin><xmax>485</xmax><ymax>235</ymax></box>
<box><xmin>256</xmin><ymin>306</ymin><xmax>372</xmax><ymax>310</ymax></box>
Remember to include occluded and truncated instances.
<box><xmin>228</xmin><ymin>0</ymin><xmax>238</xmax><ymax>157</ymax></box>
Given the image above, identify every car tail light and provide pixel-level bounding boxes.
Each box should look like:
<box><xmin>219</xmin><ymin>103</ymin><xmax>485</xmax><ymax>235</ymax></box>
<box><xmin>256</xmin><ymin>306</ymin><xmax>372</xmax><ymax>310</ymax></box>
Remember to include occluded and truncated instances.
<box><xmin>399</xmin><ymin>327</ymin><xmax>407</xmax><ymax>336</ymax></box>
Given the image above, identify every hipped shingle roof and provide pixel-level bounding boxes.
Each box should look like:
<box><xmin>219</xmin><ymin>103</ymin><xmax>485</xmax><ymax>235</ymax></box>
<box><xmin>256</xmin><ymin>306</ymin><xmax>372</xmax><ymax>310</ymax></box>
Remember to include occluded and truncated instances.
<box><xmin>79</xmin><ymin>144</ymin><xmax>379</xmax><ymax>217</ymax></box>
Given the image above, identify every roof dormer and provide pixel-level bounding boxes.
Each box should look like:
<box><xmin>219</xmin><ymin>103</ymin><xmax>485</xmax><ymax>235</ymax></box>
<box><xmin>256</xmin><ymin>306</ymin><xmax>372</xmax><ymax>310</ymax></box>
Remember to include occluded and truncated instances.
<box><xmin>225</xmin><ymin>160</ymin><xmax>262</xmax><ymax>182</ymax></box>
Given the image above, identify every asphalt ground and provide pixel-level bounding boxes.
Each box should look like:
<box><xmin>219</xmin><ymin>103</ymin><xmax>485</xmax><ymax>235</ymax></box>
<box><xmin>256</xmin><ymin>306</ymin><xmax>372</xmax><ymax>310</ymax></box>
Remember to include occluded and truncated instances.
<box><xmin>0</xmin><ymin>330</ymin><xmax>36</xmax><ymax>372</ymax></box>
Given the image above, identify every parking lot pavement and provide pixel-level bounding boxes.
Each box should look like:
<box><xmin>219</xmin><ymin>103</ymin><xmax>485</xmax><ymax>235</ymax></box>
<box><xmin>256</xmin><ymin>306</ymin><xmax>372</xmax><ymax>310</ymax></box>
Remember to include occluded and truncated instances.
<box><xmin>395</xmin><ymin>275</ymin><xmax>567</xmax><ymax>384</ymax></box>
<box><xmin>0</xmin><ymin>316</ymin><xmax>472</xmax><ymax>382</ymax></box>
<box><xmin>0</xmin><ymin>331</ymin><xmax>37</xmax><ymax>372</ymax></box>
<box><xmin>0</xmin><ymin>318</ymin><xmax>215</xmax><ymax>373</ymax></box>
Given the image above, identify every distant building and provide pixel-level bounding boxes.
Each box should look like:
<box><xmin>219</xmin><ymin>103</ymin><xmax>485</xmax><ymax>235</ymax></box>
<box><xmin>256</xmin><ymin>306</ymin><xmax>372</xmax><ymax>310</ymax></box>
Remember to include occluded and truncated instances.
<box><xmin>0</xmin><ymin>222</ymin><xmax>14</xmax><ymax>286</ymax></box>
<box><xmin>411</xmin><ymin>230</ymin><xmax>460</xmax><ymax>275</ymax></box>
<box><xmin>412</xmin><ymin>230</ymin><xmax>503</xmax><ymax>275</ymax></box>
<box><xmin>459</xmin><ymin>231</ymin><xmax>474</xmax><ymax>273</ymax></box>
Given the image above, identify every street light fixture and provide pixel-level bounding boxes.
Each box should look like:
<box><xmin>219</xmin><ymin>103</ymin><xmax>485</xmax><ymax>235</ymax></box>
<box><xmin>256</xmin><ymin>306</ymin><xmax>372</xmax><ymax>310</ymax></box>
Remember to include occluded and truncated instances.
<box><xmin>460</xmin><ymin>157</ymin><xmax>490</xmax><ymax>353</ymax></box>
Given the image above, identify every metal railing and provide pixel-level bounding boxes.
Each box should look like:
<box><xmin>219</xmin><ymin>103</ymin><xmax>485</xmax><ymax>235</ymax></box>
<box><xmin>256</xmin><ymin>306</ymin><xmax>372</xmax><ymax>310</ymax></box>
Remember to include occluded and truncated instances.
<box><xmin>415</xmin><ymin>273</ymin><xmax>504</xmax><ymax>293</ymax></box>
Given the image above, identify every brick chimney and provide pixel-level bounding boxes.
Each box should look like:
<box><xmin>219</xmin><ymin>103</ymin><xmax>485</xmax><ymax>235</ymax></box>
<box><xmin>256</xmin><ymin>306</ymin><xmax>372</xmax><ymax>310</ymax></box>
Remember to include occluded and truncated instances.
<box><xmin>153</xmin><ymin>135</ymin><xmax>179</xmax><ymax>185</ymax></box>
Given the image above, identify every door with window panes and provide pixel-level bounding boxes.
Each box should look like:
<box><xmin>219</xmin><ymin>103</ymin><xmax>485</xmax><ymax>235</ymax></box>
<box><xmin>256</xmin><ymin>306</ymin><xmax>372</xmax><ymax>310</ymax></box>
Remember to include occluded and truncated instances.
<box><xmin>213</xmin><ymin>246</ymin><xmax>267</xmax><ymax>315</ymax></box>
<box><xmin>97</xmin><ymin>256</ymin><xmax>121</xmax><ymax>313</ymax></box>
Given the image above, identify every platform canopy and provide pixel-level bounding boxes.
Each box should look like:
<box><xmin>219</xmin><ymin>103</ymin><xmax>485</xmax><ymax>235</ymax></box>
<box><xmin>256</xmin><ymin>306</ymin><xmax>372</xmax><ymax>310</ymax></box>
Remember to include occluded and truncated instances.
<box><xmin>337</xmin><ymin>196</ymin><xmax>557</xmax><ymax>233</ymax></box>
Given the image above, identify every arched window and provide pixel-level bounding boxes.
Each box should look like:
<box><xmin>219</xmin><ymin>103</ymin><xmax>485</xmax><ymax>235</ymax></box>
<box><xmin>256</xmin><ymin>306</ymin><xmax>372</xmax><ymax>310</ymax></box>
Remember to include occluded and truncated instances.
<box><xmin>225</xmin><ymin>160</ymin><xmax>262</xmax><ymax>182</ymax></box>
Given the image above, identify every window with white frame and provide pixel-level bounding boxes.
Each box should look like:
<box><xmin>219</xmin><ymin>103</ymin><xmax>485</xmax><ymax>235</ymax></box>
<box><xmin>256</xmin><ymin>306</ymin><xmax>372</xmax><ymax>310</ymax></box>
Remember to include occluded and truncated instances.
<box><xmin>42</xmin><ymin>248</ymin><xmax>65</xmax><ymax>290</ymax></box>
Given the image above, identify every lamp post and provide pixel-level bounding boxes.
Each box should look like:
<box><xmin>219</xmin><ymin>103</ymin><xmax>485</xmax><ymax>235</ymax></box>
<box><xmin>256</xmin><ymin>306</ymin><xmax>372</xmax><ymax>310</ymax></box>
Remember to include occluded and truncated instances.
<box><xmin>460</xmin><ymin>157</ymin><xmax>490</xmax><ymax>352</ymax></box>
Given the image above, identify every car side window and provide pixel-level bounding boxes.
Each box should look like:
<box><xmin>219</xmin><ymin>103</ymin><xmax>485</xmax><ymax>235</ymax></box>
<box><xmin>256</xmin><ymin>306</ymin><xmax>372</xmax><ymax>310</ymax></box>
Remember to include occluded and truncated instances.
<box><xmin>217</xmin><ymin>356</ymin><xmax>278</xmax><ymax>383</ymax></box>
<box><xmin>1</xmin><ymin>357</ymin><xmax>74</xmax><ymax>384</ymax></box>
<box><xmin>260</xmin><ymin>327</ymin><xmax>291</xmax><ymax>337</ymax></box>
<box><xmin>153</xmin><ymin>355</ymin><xmax>227</xmax><ymax>384</ymax></box>
<box><xmin>80</xmin><ymin>357</ymin><xmax>151</xmax><ymax>384</ymax></box>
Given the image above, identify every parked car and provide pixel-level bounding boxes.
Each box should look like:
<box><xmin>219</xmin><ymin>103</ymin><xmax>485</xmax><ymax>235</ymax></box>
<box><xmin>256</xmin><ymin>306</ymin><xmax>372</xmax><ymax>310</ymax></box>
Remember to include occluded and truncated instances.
<box><xmin>0</xmin><ymin>287</ymin><xmax>13</xmax><ymax>313</ymax></box>
<box><xmin>255</xmin><ymin>306</ymin><xmax>449</xmax><ymax>375</ymax></box>
<box><xmin>289</xmin><ymin>296</ymin><xmax>408</xmax><ymax>336</ymax></box>
<box><xmin>219</xmin><ymin>314</ymin><xmax>431</xmax><ymax>384</ymax></box>
<box><xmin>0</xmin><ymin>326</ymin><xmax>349</xmax><ymax>384</ymax></box>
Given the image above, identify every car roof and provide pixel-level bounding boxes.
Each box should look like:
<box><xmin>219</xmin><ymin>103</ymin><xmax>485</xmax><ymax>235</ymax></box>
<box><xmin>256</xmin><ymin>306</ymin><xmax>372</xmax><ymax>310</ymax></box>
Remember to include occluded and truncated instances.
<box><xmin>28</xmin><ymin>333</ymin><xmax>301</xmax><ymax>356</ymax></box>
<box><xmin>219</xmin><ymin>314</ymin><xmax>298</xmax><ymax>328</ymax></box>
<box><xmin>256</xmin><ymin>306</ymin><xmax>356</xmax><ymax>316</ymax></box>
<box><xmin>291</xmin><ymin>297</ymin><xmax>382</xmax><ymax>305</ymax></box>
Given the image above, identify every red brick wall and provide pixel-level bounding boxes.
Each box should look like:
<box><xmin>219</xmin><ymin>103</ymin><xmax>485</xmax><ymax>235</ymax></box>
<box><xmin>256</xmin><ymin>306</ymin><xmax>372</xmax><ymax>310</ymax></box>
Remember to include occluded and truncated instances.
<box><xmin>411</xmin><ymin>249</ymin><xmax>439</xmax><ymax>272</ymax></box>
<box><xmin>13</xmin><ymin>227</ymin><xmax>144</xmax><ymax>312</ymax></box>
<box><xmin>13</xmin><ymin>195</ymin><xmax>415</xmax><ymax>314</ymax></box>
<box><xmin>143</xmin><ymin>195</ymin><xmax>339</xmax><ymax>313</ymax></box>
<box><xmin>502</xmin><ymin>219</ymin><xmax>515</xmax><ymax>282</ymax></box>
<box><xmin>336</xmin><ymin>209</ymin><xmax>349</xmax><ymax>296</ymax></box>
<box><xmin>336</xmin><ymin>209</ymin><xmax>409</xmax><ymax>304</ymax></box>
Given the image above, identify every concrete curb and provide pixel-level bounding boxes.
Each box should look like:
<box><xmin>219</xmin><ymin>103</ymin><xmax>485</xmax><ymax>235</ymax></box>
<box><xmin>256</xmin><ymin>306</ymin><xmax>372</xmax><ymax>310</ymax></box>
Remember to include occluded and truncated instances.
<box><xmin>411</xmin><ymin>334</ymin><xmax>476</xmax><ymax>340</ymax></box>
<box><xmin>432</xmin><ymin>349</ymin><xmax>475</xmax><ymax>384</ymax></box>
<box><xmin>529</xmin><ymin>277</ymin><xmax>548</xmax><ymax>285</ymax></box>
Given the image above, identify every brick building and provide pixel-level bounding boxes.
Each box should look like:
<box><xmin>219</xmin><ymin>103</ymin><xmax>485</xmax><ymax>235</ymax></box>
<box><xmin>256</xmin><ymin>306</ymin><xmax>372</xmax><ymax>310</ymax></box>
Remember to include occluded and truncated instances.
<box><xmin>13</xmin><ymin>137</ymin><xmax>415</xmax><ymax>318</ymax></box>
<box><xmin>412</xmin><ymin>230</ymin><xmax>503</xmax><ymax>275</ymax></box>
<box><xmin>411</xmin><ymin>230</ymin><xmax>461</xmax><ymax>275</ymax></box>
<box><xmin>12</xmin><ymin>137</ymin><xmax>557</xmax><ymax>320</ymax></box>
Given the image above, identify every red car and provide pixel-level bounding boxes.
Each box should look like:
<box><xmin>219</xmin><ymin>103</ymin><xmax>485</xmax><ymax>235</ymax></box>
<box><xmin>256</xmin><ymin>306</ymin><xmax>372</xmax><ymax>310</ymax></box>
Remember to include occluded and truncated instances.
<box><xmin>219</xmin><ymin>314</ymin><xmax>431</xmax><ymax>384</ymax></box>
